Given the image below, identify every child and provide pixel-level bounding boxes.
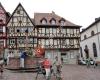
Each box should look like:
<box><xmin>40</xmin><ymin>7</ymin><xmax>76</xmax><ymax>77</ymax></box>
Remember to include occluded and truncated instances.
<box><xmin>42</xmin><ymin>58</ymin><xmax>51</xmax><ymax>80</ymax></box>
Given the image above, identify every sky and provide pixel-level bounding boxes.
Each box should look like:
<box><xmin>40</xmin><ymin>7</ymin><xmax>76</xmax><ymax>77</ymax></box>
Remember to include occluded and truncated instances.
<box><xmin>1</xmin><ymin>0</ymin><xmax>100</xmax><ymax>29</ymax></box>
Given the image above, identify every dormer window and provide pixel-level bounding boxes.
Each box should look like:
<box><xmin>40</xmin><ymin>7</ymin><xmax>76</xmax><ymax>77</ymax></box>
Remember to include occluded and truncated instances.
<box><xmin>40</xmin><ymin>18</ymin><xmax>47</xmax><ymax>24</ymax></box>
<box><xmin>59</xmin><ymin>18</ymin><xmax>65</xmax><ymax>26</ymax></box>
<box><xmin>61</xmin><ymin>20</ymin><xmax>65</xmax><ymax>26</ymax></box>
<box><xmin>50</xmin><ymin>18</ymin><xmax>56</xmax><ymax>25</ymax></box>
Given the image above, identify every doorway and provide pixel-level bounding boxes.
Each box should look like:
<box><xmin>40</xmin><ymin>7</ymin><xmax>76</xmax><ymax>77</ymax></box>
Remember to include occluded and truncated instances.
<box><xmin>61</xmin><ymin>53</ymin><xmax>69</xmax><ymax>64</ymax></box>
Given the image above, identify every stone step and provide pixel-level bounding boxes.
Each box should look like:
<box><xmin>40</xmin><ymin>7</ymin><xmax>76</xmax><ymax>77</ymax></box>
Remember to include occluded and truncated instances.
<box><xmin>5</xmin><ymin>67</ymin><xmax>38</xmax><ymax>72</ymax></box>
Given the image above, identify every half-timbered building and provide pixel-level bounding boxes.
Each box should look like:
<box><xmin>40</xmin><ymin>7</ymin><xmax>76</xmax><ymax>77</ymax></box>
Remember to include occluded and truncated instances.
<box><xmin>0</xmin><ymin>3</ymin><xmax>10</xmax><ymax>58</ymax></box>
<box><xmin>34</xmin><ymin>12</ymin><xmax>81</xmax><ymax>64</ymax></box>
<box><xmin>6</xmin><ymin>3</ymin><xmax>80</xmax><ymax>65</ymax></box>
<box><xmin>6</xmin><ymin>3</ymin><xmax>35</xmax><ymax>58</ymax></box>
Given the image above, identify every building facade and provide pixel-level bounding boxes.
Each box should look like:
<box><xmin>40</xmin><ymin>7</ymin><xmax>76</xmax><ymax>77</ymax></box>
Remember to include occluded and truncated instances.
<box><xmin>6</xmin><ymin>3</ymin><xmax>35</xmax><ymax>58</ymax></box>
<box><xmin>80</xmin><ymin>18</ymin><xmax>100</xmax><ymax>61</ymax></box>
<box><xmin>0</xmin><ymin>3</ymin><xmax>10</xmax><ymax>58</ymax></box>
<box><xmin>6</xmin><ymin>3</ymin><xmax>80</xmax><ymax>64</ymax></box>
<box><xmin>34</xmin><ymin>12</ymin><xmax>80</xmax><ymax>64</ymax></box>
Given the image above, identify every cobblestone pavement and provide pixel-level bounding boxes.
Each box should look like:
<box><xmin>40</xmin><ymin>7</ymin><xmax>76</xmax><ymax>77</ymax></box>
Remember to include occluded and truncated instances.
<box><xmin>1</xmin><ymin>65</ymin><xmax>100</xmax><ymax>80</ymax></box>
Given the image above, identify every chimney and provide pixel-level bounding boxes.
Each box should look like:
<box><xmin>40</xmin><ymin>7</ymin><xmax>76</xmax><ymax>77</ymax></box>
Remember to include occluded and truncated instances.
<box><xmin>82</xmin><ymin>28</ymin><xmax>85</xmax><ymax>31</ymax></box>
<box><xmin>95</xmin><ymin>17</ymin><xmax>100</xmax><ymax>21</ymax></box>
<box><xmin>52</xmin><ymin>11</ymin><xmax>55</xmax><ymax>14</ymax></box>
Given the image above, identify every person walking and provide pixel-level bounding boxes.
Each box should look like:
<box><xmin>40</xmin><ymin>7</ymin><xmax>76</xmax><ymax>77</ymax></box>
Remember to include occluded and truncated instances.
<box><xmin>42</xmin><ymin>58</ymin><xmax>51</xmax><ymax>80</ymax></box>
<box><xmin>93</xmin><ymin>58</ymin><xmax>97</xmax><ymax>68</ymax></box>
<box><xmin>52</xmin><ymin>56</ymin><xmax>62</xmax><ymax>80</ymax></box>
<box><xmin>86</xmin><ymin>58</ymin><xmax>91</xmax><ymax>68</ymax></box>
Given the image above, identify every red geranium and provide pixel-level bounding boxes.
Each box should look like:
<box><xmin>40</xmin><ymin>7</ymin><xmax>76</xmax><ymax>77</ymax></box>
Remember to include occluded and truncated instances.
<box><xmin>35</xmin><ymin>45</ymin><xmax>45</xmax><ymax>57</ymax></box>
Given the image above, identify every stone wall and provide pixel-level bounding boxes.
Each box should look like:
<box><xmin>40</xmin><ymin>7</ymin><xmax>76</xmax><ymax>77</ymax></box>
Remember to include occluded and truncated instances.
<box><xmin>7</xmin><ymin>57</ymin><xmax>38</xmax><ymax>69</ymax></box>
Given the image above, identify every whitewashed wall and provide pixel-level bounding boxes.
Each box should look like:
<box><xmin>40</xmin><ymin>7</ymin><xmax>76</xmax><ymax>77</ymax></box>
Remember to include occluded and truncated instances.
<box><xmin>80</xmin><ymin>21</ymin><xmax>100</xmax><ymax>60</ymax></box>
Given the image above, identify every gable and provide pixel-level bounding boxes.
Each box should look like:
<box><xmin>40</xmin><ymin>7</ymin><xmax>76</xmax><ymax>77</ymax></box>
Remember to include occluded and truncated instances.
<box><xmin>7</xmin><ymin>3</ymin><xmax>34</xmax><ymax>27</ymax></box>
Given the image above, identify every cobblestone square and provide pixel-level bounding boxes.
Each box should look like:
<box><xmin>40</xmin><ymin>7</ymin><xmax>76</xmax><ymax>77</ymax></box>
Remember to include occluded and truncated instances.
<box><xmin>1</xmin><ymin>65</ymin><xmax>100</xmax><ymax>80</ymax></box>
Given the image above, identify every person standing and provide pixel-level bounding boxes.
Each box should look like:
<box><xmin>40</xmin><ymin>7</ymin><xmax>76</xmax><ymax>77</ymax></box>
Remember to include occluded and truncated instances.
<box><xmin>20</xmin><ymin>51</ymin><xmax>27</xmax><ymax>68</ymax></box>
<box><xmin>7</xmin><ymin>53</ymin><xmax>10</xmax><ymax>65</ymax></box>
<box><xmin>7</xmin><ymin>52</ymin><xmax>14</xmax><ymax>65</ymax></box>
<box><xmin>42</xmin><ymin>58</ymin><xmax>51</xmax><ymax>80</ymax></box>
<box><xmin>0</xmin><ymin>58</ymin><xmax>4</xmax><ymax>78</ymax></box>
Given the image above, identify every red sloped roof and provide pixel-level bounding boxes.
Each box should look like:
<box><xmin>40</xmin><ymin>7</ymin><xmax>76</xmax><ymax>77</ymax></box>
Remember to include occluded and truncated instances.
<box><xmin>34</xmin><ymin>12</ymin><xmax>80</xmax><ymax>27</ymax></box>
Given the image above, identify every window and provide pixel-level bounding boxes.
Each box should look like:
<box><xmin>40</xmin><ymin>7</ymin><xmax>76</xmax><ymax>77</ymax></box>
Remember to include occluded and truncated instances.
<box><xmin>60</xmin><ymin>20</ymin><xmax>65</xmax><ymax>26</ymax></box>
<box><xmin>91</xmin><ymin>31</ymin><xmax>95</xmax><ymax>36</ymax></box>
<box><xmin>50</xmin><ymin>28</ymin><xmax>53</xmax><ymax>36</ymax></box>
<box><xmin>17</xmin><ymin>38</ymin><xmax>25</xmax><ymax>44</ymax></box>
<box><xmin>42</xmin><ymin>20</ymin><xmax>47</xmax><ymax>24</ymax></box>
<box><xmin>16</xmin><ymin>29</ymin><xmax>20</xmax><ymax>33</ymax></box>
<box><xmin>80</xmin><ymin>47</ymin><xmax>83</xmax><ymax>57</ymax></box>
<box><xmin>70</xmin><ymin>29</ymin><xmax>74</xmax><ymax>36</ymax></box>
<box><xmin>50</xmin><ymin>18</ymin><xmax>56</xmax><ymax>25</ymax></box>
<box><xmin>41</xmin><ymin>18</ymin><xmax>47</xmax><ymax>24</ymax></box>
<box><xmin>17</xmin><ymin>10</ymin><xmax>20</xmax><ymax>14</ymax></box>
<box><xmin>45</xmin><ymin>39</ymin><xmax>49</xmax><ymax>47</ymax></box>
<box><xmin>54</xmin><ymin>39</ymin><xmax>57</xmax><ymax>48</ymax></box>
<box><xmin>41</xmin><ymin>39</ymin><xmax>45</xmax><ymax>47</ymax></box>
<box><xmin>0</xmin><ymin>27</ymin><xmax>3</xmax><ymax>33</ymax></box>
<box><xmin>21</xmin><ymin>28</ymin><xmax>27</xmax><ymax>33</ymax></box>
<box><xmin>49</xmin><ymin>39</ymin><xmax>53</xmax><ymax>45</ymax></box>
<box><xmin>10</xmin><ymin>39</ymin><xmax>15</xmax><ymax>44</ymax></box>
<box><xmin>51</xmin><ymin>20</ymin><xmax>56</xmax><ymax>25</ymax></box>
<box><xmin>28</xmin><ymin>27</ymin><xmax>33</xmax><ymax>32</ymax></box>
<box><xmin>29</xmin><ymin>38</ymin><xmax>33</xmax><ymax>44</ymax></box>
<box><xmin>70</xmin><ymin>51</ymin><xmax>75</xmax><ymax>59</ymax></box>
<box><xmin>52</xmin><ymin>28</ymin><xmax>57</xmax><ymax>35</ymax></box>
<box><xmin>69</xmin><ymin>39</ymin><xmax>74</xmax><ymax>46</ymax></box>
<box><xmin>45</xmin><ymin>28</ymin><xmax>49</xmax><ymax>36</ymax></box>
<box><xmin>10</xmin><ymin>28</ymin><xmax>14</xmax><ymax>33</ymax></box>
<box><xmin>59</xmin><ymin>18</ymin><xmax>65</xmax><ymax>26</ymax></box>
<box><xmin>84</xmin><ymin>45</ymin><xmax>89</xmax><ymax>59</ymax></box>
<box><xmin>19</xmin><ymin>20</ymin><xmax>22</xmax><ymax>23</ymax></box>
<box><xmin>0</xmin><ymin>40</ymin><xmax>4</xmax><ymax>47</ymax></box>
<box><xmin>84</xmin><ymin>35</ymin><xmax>87</xmax><ymax>39</ymax></box>
<box><xmin>33</xmin><ymin>38</ymin><xmax>37</xmax><ymax>43</ymax></box>
<box><xmin>33</xmin><ymin>38</ymin><xmax>37</xmax><ymax>47</ymax></box>
<box><xmin>93</xmin><ymin>43</ymin><xmax>97</xmax><ymax>57</ymax></box>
